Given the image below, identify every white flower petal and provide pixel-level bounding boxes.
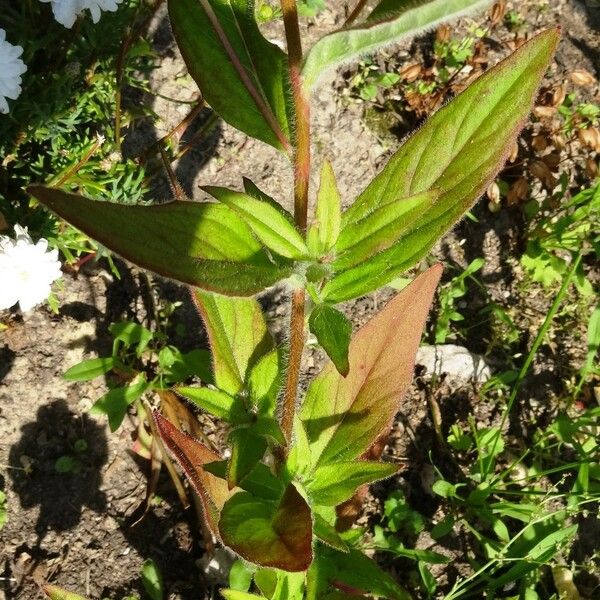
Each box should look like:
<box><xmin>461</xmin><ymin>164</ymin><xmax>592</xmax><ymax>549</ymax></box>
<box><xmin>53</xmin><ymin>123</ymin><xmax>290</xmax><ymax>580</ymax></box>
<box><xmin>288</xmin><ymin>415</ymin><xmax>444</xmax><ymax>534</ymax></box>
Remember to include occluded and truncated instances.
<box><xmin>41</xmin><ymin>0</ymin><xmax>123</xmax><ymax>28</ymax></box>
<box><xmin>0</xmin><ymin>29</ymin><xmax>26</xmax><ymax>114</ymax></box>
<box><xmin>0</xmin><ymin>224</ymin><xmax>62</xmax><ymax>312</ymax></box>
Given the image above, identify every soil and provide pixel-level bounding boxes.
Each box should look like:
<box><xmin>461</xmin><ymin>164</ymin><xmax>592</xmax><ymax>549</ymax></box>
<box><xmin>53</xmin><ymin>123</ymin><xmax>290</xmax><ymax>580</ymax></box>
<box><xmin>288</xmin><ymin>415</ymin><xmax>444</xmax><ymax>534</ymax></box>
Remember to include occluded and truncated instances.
<box><xmin>1</xmin><ymin>1</ymin><xmax>599</xmax><ymax>599</ymax></box>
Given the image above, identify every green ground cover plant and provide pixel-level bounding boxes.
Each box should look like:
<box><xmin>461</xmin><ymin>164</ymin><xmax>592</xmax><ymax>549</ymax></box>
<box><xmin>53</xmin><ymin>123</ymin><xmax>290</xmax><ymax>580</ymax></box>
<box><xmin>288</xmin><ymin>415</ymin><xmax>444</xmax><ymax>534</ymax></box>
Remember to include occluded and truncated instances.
<box><xmin>0</xmin><ymin>0</ymin><xmax>157</xmax><ymax>267</ymax></box>
<box><xmin>5</xmin><ymin>0</ymin><xmax>576</xmax><ymax>598</ymax></box>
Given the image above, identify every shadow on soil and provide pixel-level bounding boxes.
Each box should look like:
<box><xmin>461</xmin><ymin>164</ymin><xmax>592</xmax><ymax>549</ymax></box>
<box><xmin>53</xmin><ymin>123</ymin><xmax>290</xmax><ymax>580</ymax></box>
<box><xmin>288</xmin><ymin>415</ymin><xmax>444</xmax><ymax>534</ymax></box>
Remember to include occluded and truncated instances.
<box><xmin>8</xmin><ymin>399</ymin><xmax>108</xmax><ymax>537</ymax></box>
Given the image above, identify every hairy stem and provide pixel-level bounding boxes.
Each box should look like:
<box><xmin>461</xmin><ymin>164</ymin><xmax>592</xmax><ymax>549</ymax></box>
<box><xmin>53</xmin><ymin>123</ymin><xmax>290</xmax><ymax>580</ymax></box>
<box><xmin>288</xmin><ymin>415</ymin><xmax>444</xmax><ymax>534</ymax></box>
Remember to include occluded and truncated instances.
<box><xmin>281</xmin><ymin>289</ymin><xmax>306</xmax><ymax>445</ymax></box>
<box><xmin>280</xmin><ymin>0</ymin><xmax>311</xmax><ymax>448</ymax></box>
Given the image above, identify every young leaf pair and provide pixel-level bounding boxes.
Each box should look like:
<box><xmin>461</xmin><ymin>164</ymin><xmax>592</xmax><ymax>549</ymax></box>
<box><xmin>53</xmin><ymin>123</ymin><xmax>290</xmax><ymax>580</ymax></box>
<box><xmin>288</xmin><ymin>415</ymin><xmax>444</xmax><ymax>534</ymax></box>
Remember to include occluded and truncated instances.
<box><xmin>29</xmin><ymin>29</ymin><xmax>560</xmax><ymax>307</ymax></box>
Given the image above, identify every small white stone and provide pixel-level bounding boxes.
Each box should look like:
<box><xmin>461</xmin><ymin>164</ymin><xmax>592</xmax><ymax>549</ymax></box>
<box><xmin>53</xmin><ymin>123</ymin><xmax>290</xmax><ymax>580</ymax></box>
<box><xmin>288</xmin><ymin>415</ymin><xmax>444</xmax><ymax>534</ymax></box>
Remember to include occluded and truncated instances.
<box><xmin>416</xmin><ymin>344</ymin><xmax>491</xmax><ymax>384</ymax></box>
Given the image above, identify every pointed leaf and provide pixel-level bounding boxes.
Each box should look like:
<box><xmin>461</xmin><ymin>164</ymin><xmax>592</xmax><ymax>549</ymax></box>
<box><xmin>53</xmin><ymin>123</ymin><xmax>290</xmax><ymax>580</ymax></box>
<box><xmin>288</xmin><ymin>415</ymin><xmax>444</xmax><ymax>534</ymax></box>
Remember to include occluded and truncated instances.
<box><xmin>229</xmin><ymin>560</ymin><xmax>255</xmax><ymax>592</ymax></box>
<box><xmin>302</xmin><ymin>0</ymin><xmax>492</xmax><ymax>89</ymax></box>
<box><xmin>307</xmin><ymin>461</ymin><xmax>399</xmax><ymax>506</ymax></box>
<box><xmin>227</xmin><ymin>428</ymin><xmax>268</xmax><ymax>489</ymax></box>
<box><xmin>219</xmin><ymin>484</ymin><xmax>313</xmax><ymax>571</ymax></box>
<box><xmin>332</xmin><ymin>189</ymin><xmax>436</xmax><ymax>271</ymax></box>
<box><xmin>309</xmin><ymin>304</ymin><xmax>352</xmax><ymax>376</ymax></box>
<box><xmin>43</xmin><ymin>585</ymin><xmax>89</xmax><ymax>600</ymax></box>
<box><xmin>313</xmin><ymin>513</ymin><xmax>350</xmax><ymax>553</ymax></box>
<box><xmin>307</xmin><ymin>161</ymin><xmax>342</xmax><ymax>257</ymax></box>
<box><xmin>243</xmin><ymin>178</ymin><xmax>296</xmax><ymax>227</ymax></box>
<box><xmin>90</xmin><ymin>376</ymin><xmax>149</xmax><ymax>432</ymax></box>
<box><xmin>205</xmin><ymin>187</ymin><xmax>309</xmax><ymax>259</ymax></box>
<box><xmin>193</xmin><ymin>291</ymin><xmax>273</xmax><ymax>395</ymax></box>
<box><xmin>308</xmin><ymin>547</ymin><xmax>411</xmax><ymax>600</ymax></box>
<box><xmin>154</xmin><ymin>411</ymin><xmax>229</xmax><ymax>534</ymax></box>
<box><xmin>324</xmin><ymin>30</ymin><xmax>559</xmax><ymax>300</ymax></box>
<box><xmin>177</xmin><ymin>386</ymin><xmax>247</xmax><ymax>423</ymax></box>
<box><xmin>205</xmin><ymin>460</ymin><xmax>284</xmax><ymax>501</ymax></box>
<box><xmin>169</xmin><ymin>0</ymin><xmax>292</xmax><ymax>150</ymax></box>
<box><xmin>141</xmin><ymin>559</ymin><xmax>164</xmax><ymax>600</ymax></box>
<box><xmin>286</xmin><ymin>414</ymin><xmax>312</xmax><ymax>479</ymax></box>
<box><xmin>322</xmin><ymin>224</ymin><xmax>440</xmax><ymax>302</ymax></box>
<box><xmin>29</xmin><ymin>186</ymin><xmax>291</xmax><ymax>296</ymax></box>
<box><xmin>221</xmin><ymin>591</ymin><xmax>266</xmax><ymax>600</ymax></box>
<box><xmin>251</xmin><ymin>416</ymin><xmax>286</xmax><ymax>446</ymax></box>
<box><xmin>368</xmin><ymin>0</ymin><xmax>454</xmax><ymax>22</ymax></box>
<box><xmin>301</xmin><ymin>265</ymin><xmax>442</xmax><ymax>468</ymax></box>
<box><xmin>247</xmin><ymin>349</ymin><xmax>283</xmax><ymax>415</ymax></box>
<box><xmin>63</xmin><ymin>357</ymin><xmax>116</xmax><ymax>381</ymax></box>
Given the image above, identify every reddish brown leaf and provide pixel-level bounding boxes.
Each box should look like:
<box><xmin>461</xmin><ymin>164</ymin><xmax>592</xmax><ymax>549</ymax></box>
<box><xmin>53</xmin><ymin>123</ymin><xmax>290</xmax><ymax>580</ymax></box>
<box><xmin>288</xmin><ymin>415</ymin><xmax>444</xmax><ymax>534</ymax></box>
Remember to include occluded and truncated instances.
<box><xmin>301</xmin><ymin>265</ymin><xmax>442</xmax><ymax>468</ymax></box>
<box><xmin>219</xmin><ymin>484</ymin><xmax>313</xmax><ymax>571</ymax></box>
<box><xmin>153</xmin><ymin>411</ymin><xmax>229</xmax><ymax>535</ymax></box>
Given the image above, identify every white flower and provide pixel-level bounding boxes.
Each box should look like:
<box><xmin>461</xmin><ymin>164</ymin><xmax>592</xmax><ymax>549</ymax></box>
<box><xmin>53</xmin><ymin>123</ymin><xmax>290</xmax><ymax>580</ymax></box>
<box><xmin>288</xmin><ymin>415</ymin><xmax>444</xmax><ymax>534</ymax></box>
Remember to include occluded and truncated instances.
<box><xmin>0</xmin><ymin>225</ymin><xmax>62</xmax><ymax>312</ymax></box>
<box><xmin>39</xmin><ymin>0</ymin><xmax>124</xmax><ymax>29</ymax></box>
<box><xmin>0</xmin><ymin>29</ymin><xmax>27</xmax><ymax>115</ymax></box>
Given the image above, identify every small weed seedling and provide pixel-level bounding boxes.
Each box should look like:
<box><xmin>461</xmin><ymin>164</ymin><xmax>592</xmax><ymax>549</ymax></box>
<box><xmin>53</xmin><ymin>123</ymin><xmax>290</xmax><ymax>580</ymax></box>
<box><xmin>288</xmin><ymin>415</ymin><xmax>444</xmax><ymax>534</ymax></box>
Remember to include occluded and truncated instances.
<box><xmin>29</xmin><ymin>0</ymin><xmax>561</xmax><ymax>597</ymax></box>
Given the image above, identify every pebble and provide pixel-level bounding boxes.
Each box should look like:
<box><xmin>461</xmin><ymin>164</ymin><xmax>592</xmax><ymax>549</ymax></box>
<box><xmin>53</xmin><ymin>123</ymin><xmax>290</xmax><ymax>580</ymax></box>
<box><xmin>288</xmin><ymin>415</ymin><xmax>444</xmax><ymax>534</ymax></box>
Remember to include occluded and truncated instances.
<box><xmin>416</xmin><ymin>344</ymin><xmax>491</xmax><ymax>384</ymax></box>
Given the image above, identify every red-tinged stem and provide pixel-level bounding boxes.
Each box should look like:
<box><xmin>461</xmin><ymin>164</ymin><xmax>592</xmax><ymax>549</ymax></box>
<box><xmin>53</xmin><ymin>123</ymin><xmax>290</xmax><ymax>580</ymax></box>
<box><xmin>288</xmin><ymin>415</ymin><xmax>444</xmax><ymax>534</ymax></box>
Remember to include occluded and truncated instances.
<box><xmin>280</xmin><ymin>0</ymin><xmax>310</xmax><ymax>448</ymax></box>
<box><xmin>281</xmin><ymin>288</ymin><xmax>306</xmax><ymax>447</ymax></box>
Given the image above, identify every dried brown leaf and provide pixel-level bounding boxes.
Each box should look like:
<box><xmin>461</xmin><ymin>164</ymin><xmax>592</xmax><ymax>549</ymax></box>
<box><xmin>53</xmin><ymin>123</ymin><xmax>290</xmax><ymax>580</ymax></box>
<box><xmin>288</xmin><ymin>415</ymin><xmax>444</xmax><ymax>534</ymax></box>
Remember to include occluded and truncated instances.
<box><xmin>489</xmin><ymin>0</ymin><xmax>506</xmax><ymax>26</ymax></box>
<box><xmin>578</xmin><ymin>127</ymin><xmax>600</xmax><ymax>152</ymax></box>
<box><xmin>399</xmin><ymin>63</ymin><xmax>422</xmax><ymax>82</ymax></box>
<box><xmin>570</xmin><ymin>69</ymin><xmax>596</xmax><ymax>87</ymax></box>
<box><xmin>507</xmin><ymin>177</ymin><xmax>529</xmax><ymax>205</ymax></box>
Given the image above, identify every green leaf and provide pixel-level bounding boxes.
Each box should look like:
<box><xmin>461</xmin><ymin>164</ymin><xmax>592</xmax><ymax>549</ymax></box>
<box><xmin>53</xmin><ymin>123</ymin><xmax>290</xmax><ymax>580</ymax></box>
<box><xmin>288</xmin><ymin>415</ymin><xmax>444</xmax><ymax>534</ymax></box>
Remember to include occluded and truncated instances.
<box><xmin>243</xmin><ymin>178</ymin><xmax>296</xmax><ymax>227</ymax></box>
<box><xmin>302</xmin><ymin>0</ymin><xmax>493</xmax><ymax>90</ymax></box>
<box><xmin>141</xmin><ymin>559</ymin><xmax>163</xmax><ymax>600</ymax></box>
<box><xmin>204</xmin><ymin>460</ymin><xmax>284</xmax><ymax>501</ymax></box>
<box><xmin>219</xmin><ymin>484</ymin><xmax>313</xmax><ymax>571</ymax></box>
<box><xmin>204</xmin><ymin>186</ymin><xmax>309</xmax><ymax>260</ymax></box>
<box><xmin>307</xmin><ymin>461</ymin><xmax>399</xmax><ymax>506</ymax></box>
<box><xmin>29</xmin><ymin>187</ymin><xmax>292</xmax><ymax>296</ymax></box>
<box><xmin>221</xmin><ymin>591</ymin><xmax>265</xmax><ymax>600</ymax></box>
<box><xmin>229</xmin><ymin>560</ymin><xmax>255</xmax><ymax>592</ymax></box>
<box><xmin>110</xmin><ymin>321</ymin><xmax>154</xmax><ymax>356</ymax></box>
<box><xmin>164</xmin><ymin>348</ymin><xmax>214</xmax><ymax>385</ymax></box>
<box><xmin>321</xmin><ymin>225</ymin><xmax>441</xmax><ymax>302</ymax></box>
<box><xmin>332</xmin><ymin>189</ymin><xmax>436</xmax><ymax>271</ymax></box>
<box><xmin>270</xmin><ymin>570</ymin><xmax>306</xmax><ymax>600</ymax></box>
<box><xmin>368</xmin><ymin>0</ymin><xmax>453</xmax><ymax>22</ymax></box>
<box><xmin>227</xmin><ymin>428</ymin><xmax>268</xmax><ymax>489</ymax></box>
<box><xmin>168</xmin><ymin>0</ymin><xmax>292</xmax><ymax>151</ymax></box>
<box><xmin>247</xmin><ymin>350</ymin><xmax>282</xmax><ymax>415</ymax></box>
<box><xmin>583</xmin><ymin>304</ymin><xmax>600</xmax><ymax>374</ymax></box>
<box><xmin>64</xmin><ymin>357</ymin><xmax>116</xmax><ymax>381</ymax></box>
<box><xmin>313</xmin><ymin>512</ymin><xmax>350</xmax><ymax>553</ymax></box>
<box><xmin>43</xmin><ymin>585</ymin><xmax>89</xmax><ymax>600</ymax></box>
<box><xmin>251</xmin><ymin>416</ymin><xmax>286</xmax><ymax>446</ymax></box>
<box><xmin>90</xmin><ymin>376</ymin><xmax>149</xmax><ymax>432</ymax></box>
<box><xmin>307</xmin><ymin>160</ymin><xmax>342</xmax><ymax>257</ymax></box>
<box><xmin>310</xmin><ymin>547</ymin><xmax>411</xmax><ymax>600</ymax></box>
<box><xmin>193</xmin><ymin>291</ymin><xmax>273</xmax><ymax>396</ymax></box>
<box><xmin>309</xmin><ymin>304</ymin><xmax>352</xmax><ymax>376</ymax></box>
<box><xmin>154</xmin><ymin>412</ymin><xmax>230</xmax><ymax>535</ymax></box>
<box><xmin>301</xmin><ymin>265</ymin><xmax>442</xmax><ymax>468</ymax></box>
<box><xmin>0</xmin><ymin>490</ymin><xmax>7</xmax><ymax>530</ymax></box>
<box><xmin>177</xmin><ymin>386</ymin><xmax>247</xmax><ymax>423</ymax></box>
<box><xmin>324</xmin><ymin>30</ymin><xmax>559</xmax><ymax>300</ymax></box>
<box><xmin>286</xmin><ymin>415</ymin><xmax>312</xmax><ymax>479</ymax></box>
